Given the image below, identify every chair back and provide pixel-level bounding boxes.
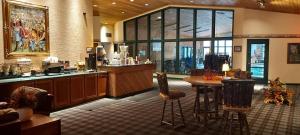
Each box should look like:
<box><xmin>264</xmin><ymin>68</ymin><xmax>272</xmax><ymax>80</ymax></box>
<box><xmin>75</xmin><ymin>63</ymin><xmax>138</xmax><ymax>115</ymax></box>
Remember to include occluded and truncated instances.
<box><xmin>190</xmin><ymin>69</ymin><xmax>205</xmax><ymax>76</ymax></box>
<box><xmin>156</xmin><ymin>72</ymin><xmax>169</xmax><ymax>95</ymax></box>
<box><xmin>222</xmin><ymin>79</ymin><xmax>255</xmax><ymax>108</ymax></box>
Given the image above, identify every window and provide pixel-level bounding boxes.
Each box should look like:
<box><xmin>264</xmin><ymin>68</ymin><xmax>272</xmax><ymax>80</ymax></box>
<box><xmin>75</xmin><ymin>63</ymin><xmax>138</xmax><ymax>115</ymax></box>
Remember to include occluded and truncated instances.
<box><xmin>196</xmin><ymin>10</ymin><xmax>212</xmax><ymax>38</ymax></box>
<box><xmin>179</xmin><ymin>41</ymin><xmax>193</xmax><ymax>74</ymax></box>
<box><xmin>137</xmin><ymin>43</ymin><xmax>148</xmax><ymax>62</ymax></box>
<box><xmin>214</xmin><ymin>40</ymin><xmax>232</xmax><ymax>57</ymax></box>
<box><xmin>126</xmin><ymin>42</ymin><xmax>135</xmax><ymax>57</ymax></box>
<box><xmin>137</xmin><ymin>16</ymin><xmax>148</xmax><ymax>40</ymax></box>
<box><xmin>150</xmin><ymin>12</ymin><xmax>162</xmax><ymax>40</ymax></box>
<box><xmin>180</xmin><ymin>9</ymin><xmax>194</xmax><ymax>39</ymax></box>
<box><xmin>164</xmin><ymin>42</ymin><xmax>177</xmax><ymax>73</ymax></box>
<box><xmin>215</xmin><ymin>11</ymin><xmax>233</xmax><ymax>37</ymax></box>
<box><xmin>196</xmin><ymin>41</ymin><xmax>211</xmax><ymax>69</ymax></box>
<box><xmin>125</xmin><ymin>20</ymin><xmax>136</xmax><ymax>41</ymax></box>
<box><xmin>164</xmin><ymin>8</ymin><xmax>177</xmax><ymax>39</ymax></box>
<box><xmin>150</xmin><ymin>42</ymin><xmax>162</xmax><ymax>71</ymax></box>
<box><xmin>124</xmin><ymin>7</ymin><xmax>234</xmax><ymax>75</ymax></box>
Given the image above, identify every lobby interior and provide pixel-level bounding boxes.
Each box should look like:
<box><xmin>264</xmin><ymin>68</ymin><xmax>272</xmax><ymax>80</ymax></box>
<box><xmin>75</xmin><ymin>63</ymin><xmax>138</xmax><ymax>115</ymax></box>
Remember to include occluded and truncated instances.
<box><xmin>0</xmin><ymin>0</ymin><xmax>300</xmax><ymax>135</ymax></box>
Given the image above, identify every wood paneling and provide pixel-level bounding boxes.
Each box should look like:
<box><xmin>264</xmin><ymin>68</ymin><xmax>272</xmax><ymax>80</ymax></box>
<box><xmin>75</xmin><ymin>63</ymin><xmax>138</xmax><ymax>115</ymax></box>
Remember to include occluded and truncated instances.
<box><xmin>53</xmin><ymin>77</ymin><xmax>70</xmax><ymax>109</ymax></box>
<box><xmin>97</xmin><ymin>73</ymin><xmax>108</xmax><ymax>97</ymax></box>
<box><xmin>70</xmin><ymin>75</ymin><xmax>85</xmax><ymax>104</ymax></box>
<box><xmin>84</xmin><ymin>74</ymin><xmax>98</xmax><ymax>100</ymax></box>
<box><xmin>93</xmin><ymin>0</ymin><xmax>300</xmax><ymax>24</ymax></box>
<box><xmin>100</xmin><ymin>64</ymin><xmax>155</xmax><ymax>97</ymax></box>
<box><xmin>35</xmin><ymin>79</ymin><xmax>53</xmax><ymax>95</ymax></box>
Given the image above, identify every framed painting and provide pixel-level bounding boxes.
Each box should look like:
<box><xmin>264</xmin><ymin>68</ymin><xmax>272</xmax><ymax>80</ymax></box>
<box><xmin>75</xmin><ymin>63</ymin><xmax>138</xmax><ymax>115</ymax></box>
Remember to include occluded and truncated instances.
<box><xmin>287</xmin><ymin>43</ymin><xmax>300</xmax><ymax>64</ymax></box>
<box><xmin>234</xmin><ymin>46</ymin><xmax>242</xmax><ymax>52</ymax></box>
<box><xmin>2</xmin><ymin>0</ymin><xmax>49</xmax><ymax>58</ymax></box>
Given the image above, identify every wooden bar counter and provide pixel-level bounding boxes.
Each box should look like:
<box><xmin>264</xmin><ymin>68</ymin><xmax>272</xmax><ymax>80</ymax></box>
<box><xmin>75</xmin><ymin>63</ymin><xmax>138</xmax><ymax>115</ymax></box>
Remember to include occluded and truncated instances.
<box><xmin>99</xmin><ymin>64</ymin><xmax>155</xmax><ymax>97</ymax></box>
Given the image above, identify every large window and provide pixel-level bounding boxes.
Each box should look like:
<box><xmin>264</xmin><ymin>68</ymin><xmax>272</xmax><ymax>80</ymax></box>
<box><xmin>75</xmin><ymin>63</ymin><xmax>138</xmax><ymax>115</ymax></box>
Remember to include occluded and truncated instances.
<box><xmin>196</xmin><ymin>41</ymin><xmax>211</xmax><ymax>69</ymax></box>
<box><xmin>150</xmin><ymin>42</ymin><xmax>162</xmax><ymax>71</ymax></box>
<box><xmin>137</xmin><ymin>16</ymin><xmax>148</xmax><ymax>40</ymax></box>
<box><xmin>137</xmin><ymin>43</ymin><xmax>148</xmax><ymax>62</ymax></box>
<box><xmin>150</xmin><ymin>12</ymin><xmax>162</xmax><ymax>40</ymax></box>
<box><xmin>125</xmin><ymin>20</ymin><xmax>136</xmax><ymax>41</ymax></box>
<box><xmin>164</xmin><ymin>42</ymin><xmax>177</xmax><ymax>73</ymax></box>
<box><xmin>196</xmin><ymin>10</ymin><xmax>212</xmax><ymax>38</ymax></box>
<box><xmin>180</xmin><ymin>9</ymin><xmax>194</xmax><ymax>39</ymax></box>
<box><xmin>215</xmin><ymin>11</ymin><xmax>233</xmax><ymax>37</ymax></box>
<box><xmin>214</xmin><ymin>40</ymin><xmax>232</xmax><ymax>57</ymax></box>
<box><xmin>164</xmin><ymin>8</ymin><xmax>177</xmax><ymax>39</ymax></box>
<box><xmin>179</xmin><ymin>41</ymin><xmax>193</xmax><ymax>74</ymax></box>
<box><xmin>124</xmin><ymin>7</ymin><xmax>234</xmax><ymax>74</ymax></box>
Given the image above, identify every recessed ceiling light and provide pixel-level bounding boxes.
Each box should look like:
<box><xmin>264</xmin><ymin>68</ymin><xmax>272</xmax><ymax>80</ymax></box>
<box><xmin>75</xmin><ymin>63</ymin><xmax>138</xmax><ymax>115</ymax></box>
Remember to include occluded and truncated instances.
<box><xmin>93</xmin><ymin>4</ymin><xmax>98</xmax><ymax>7</ymax></box>
<box><xmin>121</xmin><ymin>11</ymin><xmax>125</xmax><ymax>14</ymax></box>
<box><xmin>112</xmin><ymin>2</ymin><xmax>116</xmax><ymax>5</ymax></box>
<box><xmin>130</xmin><ymin>0</ymin><xmax>134</xmax><ymax>2</ymax></box>
<box><xmin>190</xmin><ymin>0</ymin><xmax>194</xmax><ymax>3</ymax></box>
<box><xmin>157</xmin><ymin>16</ymin><xmax>161</xmax><ymax>19</ymax></box>
<box><xmin>145</xmin><ymin>3</ymin><xmax>149</xmax><ymax>6</ymax></box>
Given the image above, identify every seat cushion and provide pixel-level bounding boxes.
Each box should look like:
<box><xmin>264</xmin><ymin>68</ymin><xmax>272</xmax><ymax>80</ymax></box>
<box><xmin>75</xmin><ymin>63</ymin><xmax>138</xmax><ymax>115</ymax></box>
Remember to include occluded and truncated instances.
<box><xmin>160</xmin><ymin>90</ymin><xmax>185</xmax><ymax>100</ymax></box>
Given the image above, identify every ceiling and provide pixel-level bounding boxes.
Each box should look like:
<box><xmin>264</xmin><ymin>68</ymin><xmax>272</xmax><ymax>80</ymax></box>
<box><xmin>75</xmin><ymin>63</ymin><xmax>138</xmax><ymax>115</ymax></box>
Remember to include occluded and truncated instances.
<box><xmin>92</xmin><ymin>0</ymin><xmax>300</xmax><ymax>24</ymax></box>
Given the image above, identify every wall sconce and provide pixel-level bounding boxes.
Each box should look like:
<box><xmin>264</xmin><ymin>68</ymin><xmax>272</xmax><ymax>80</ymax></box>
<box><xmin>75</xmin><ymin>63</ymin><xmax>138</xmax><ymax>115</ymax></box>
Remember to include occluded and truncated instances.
<box><xmin>257</xmin><ymin>0</ymin><xmax>266</xmax><ymax>8</ymax></box>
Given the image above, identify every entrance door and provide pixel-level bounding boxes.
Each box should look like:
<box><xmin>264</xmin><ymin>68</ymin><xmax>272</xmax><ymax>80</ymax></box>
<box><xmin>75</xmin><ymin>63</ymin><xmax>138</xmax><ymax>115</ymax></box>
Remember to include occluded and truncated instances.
<box><xmin>247</xmin><ymin>39</ymin><xmax>269</xmax><ymax>84</ymax></box>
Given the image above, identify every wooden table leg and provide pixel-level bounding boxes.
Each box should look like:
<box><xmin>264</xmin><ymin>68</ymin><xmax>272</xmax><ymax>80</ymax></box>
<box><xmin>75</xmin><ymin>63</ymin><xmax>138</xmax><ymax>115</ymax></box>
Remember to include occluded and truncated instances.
<box><xmin>214</xmin><ymin>87</ymin><xmax>219</xmax><ymax>118</ymax></box>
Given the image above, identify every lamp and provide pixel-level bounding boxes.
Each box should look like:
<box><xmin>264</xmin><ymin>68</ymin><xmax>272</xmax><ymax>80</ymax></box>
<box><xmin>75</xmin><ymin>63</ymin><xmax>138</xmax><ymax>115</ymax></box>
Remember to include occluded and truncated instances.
<box><xmin>222</xmin><ymin>63</ymin><xmax>230</xmax><ymax>77</ymax></box>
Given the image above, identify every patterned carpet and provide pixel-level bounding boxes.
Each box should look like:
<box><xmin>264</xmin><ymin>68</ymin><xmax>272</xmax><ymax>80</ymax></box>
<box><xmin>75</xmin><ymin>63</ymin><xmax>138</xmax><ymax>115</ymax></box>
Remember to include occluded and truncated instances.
<box><xmin>51</xmin><ymin>79</ymin><xmax>300</xmax><ymax>135</ymax></box>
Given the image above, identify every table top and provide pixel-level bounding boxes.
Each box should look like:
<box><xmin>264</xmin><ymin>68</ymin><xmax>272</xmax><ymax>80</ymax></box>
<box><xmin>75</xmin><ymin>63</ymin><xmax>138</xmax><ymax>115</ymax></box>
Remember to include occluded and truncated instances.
<box><xmin>21</xmin><ymin>114</ymin><xmax>60</xmax><ymax>130</ymax></box>
<box><xmin>183</xmin><ymin>76</ymin><xmax>223</xmax><ymax>86</ymax></box>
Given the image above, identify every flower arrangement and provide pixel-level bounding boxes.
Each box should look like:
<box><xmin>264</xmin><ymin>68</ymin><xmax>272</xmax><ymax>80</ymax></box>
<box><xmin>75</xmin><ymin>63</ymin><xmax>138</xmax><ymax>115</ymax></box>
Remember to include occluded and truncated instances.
<box><xmin>263</xmin><ymin>78</ymin><xmax>294</xmax><ymax>106</ymax></box>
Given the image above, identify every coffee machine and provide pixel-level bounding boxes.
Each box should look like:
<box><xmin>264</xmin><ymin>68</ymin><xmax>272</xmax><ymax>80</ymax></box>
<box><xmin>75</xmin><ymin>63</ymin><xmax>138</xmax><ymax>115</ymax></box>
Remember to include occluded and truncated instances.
<box><xmin>85</xmin><ymin>48</ymin><xmax>96</xmax><ymax>70</ymax></box>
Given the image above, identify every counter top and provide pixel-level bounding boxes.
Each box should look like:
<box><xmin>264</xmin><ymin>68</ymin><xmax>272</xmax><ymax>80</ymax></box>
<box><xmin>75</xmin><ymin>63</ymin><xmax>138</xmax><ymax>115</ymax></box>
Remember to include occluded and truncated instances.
<box><xmin>0</xmin><ymin>71</ymin><xmax>107</xmax><ymax>84</ymax></box>
<box><xmin>99</xmin><ymin>64</ymin><xmax>156</xmax><ymax>73</ymax></box>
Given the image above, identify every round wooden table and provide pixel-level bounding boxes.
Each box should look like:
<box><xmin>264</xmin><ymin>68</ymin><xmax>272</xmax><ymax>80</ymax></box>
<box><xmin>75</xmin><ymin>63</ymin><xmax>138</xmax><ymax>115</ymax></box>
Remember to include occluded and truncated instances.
<box><xmin>183</xmin><ymin>76</ymin><xmax>223</xmax><ymax>127</ymax></box>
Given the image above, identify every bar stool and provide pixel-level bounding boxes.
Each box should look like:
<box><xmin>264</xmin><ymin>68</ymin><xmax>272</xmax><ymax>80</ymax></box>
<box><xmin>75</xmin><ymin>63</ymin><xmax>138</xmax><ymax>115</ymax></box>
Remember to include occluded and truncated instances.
<box><xmin>156</xmin><ymin>72</ymin><xmax>185</xmax><ymax>128</ymax></box>
<box><xmin>222</xmin><ymin>79</ymin><xmax>255</xmax><ymax>135</ymax></box>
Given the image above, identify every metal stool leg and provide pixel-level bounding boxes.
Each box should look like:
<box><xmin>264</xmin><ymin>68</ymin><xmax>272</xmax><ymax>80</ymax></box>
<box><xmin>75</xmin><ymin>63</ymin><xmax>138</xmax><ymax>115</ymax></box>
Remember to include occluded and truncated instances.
<box><xmin>178</xmin><ymin>99</ymin><xmax>185</xmax><ymax>126</ymax></box>
<box><xmin>171</xmin><ymin>100</ymin><xmax>175</xmax><ymax>128</ymax></box>
<box><xmin>161</xmin><ymin>100</ymin><xmax>167</xmax><ymax>125</ymax></box>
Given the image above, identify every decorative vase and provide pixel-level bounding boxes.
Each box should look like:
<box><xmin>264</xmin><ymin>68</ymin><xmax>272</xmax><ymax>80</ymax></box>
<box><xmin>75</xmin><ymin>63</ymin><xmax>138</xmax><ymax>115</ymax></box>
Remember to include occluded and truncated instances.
<box><xmin>16</xmin><ymin>107</ymin><xmax>33</xmax><ymax>122</ymax></box>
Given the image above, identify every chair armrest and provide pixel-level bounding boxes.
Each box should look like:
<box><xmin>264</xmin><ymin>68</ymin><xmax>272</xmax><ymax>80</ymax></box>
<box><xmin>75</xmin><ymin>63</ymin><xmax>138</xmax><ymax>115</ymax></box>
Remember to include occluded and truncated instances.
<box><xmin>35</xmin><ymin>94</ymin><xmax>54</xmax><ymax>116</ymax></box>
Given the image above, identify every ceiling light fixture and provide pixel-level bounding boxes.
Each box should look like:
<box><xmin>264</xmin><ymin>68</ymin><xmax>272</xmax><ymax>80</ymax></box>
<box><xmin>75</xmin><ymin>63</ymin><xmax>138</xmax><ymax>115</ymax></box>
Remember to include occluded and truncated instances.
<box><xmin>145</xmin><ymin>3</ymin><xmax>149</xmax><ymax>6</ymax></box>
<box><xmin>112</xmin><ymin>2</ymin><xmax>116</xmax><ymax>5</ymax></box>
<box><xmin>93</xmin><ymin>4</ymin><xmax>98</xmax><ymax>7</ymax></box>
<box><xmin>190</xmin><ymin>0</ymin><xmax>194</xmax><ymax>3</ymax></box>
<box><xmin>257</xmin><ymin>0</ymin><xmax>266</xmax><ymax>8</ymax></box>
<box><xmin>121</xmin><ymin>11</ymin><xmax>125</xmax><ymax>14</ymax></box>
<box><xmin>130</xmin><ymin>0</ymin><xmax>134</xmax><ymax>2</ymax></box>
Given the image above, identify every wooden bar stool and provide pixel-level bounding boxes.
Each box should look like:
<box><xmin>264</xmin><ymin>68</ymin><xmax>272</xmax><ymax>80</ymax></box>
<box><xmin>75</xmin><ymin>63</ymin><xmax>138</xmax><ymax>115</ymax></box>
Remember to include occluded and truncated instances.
<box><xmin>221</xmin><ymin>79</ymin><xmax>255</xmax><ymax>135</ymax></box>
<box><xmin>156</xmin><ymin>72</ymin><xmax>185</xmax><ymax>128</ymax></box>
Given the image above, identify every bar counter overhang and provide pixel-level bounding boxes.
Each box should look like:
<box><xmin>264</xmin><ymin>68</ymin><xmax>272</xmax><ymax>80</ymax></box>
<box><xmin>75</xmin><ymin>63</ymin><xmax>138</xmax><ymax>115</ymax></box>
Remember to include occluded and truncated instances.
<box><xmin>99</xmin><ymin>64</ymin><xmax>156</xmax><ymax>97</ymax></box>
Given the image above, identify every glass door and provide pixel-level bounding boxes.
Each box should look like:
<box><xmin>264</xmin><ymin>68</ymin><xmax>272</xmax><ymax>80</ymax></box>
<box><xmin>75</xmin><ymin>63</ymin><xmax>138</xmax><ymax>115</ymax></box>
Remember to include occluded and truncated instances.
<box><xmin>247</xmin><ymin>39</ymin><xmax>269</xmax><ymax>84</ymax></box>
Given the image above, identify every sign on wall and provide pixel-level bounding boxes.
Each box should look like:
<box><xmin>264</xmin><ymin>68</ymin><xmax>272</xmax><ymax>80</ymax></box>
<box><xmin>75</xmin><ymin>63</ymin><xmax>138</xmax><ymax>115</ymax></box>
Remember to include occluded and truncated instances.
<box><xmin>2</xmin><ymin>0</ymin><xmax>49</xmax><ymax>58</ymax></box>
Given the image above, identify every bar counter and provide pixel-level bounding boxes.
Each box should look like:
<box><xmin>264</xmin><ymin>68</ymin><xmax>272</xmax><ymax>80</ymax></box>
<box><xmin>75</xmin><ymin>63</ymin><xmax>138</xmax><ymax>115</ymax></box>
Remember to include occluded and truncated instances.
<box><xmin>0</xmin><ymin>71</ymin><xmax>108</xmax><ymax>110</ymax></box>
<box><xmin>99</xmin><ymin>64</ymin><xmax>155</xmax><ymax>97</ymax></box>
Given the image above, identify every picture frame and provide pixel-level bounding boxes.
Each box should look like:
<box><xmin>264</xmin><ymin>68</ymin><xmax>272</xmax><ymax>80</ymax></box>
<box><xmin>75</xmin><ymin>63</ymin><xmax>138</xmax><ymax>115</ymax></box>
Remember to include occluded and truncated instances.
<box><xmin>287</xmin><ymin>43</ymin><xmax>300</xmax><ymax>64</ymax></box>
<box><xmin>2</xmin><ymin>0</ymin><xmax>50</xmax><ymax>58</ymax></box>
<box><xmin>234</xmin><ymin>46</ymin><xmax>242</xmax><ymax>52</ymax></box>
